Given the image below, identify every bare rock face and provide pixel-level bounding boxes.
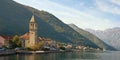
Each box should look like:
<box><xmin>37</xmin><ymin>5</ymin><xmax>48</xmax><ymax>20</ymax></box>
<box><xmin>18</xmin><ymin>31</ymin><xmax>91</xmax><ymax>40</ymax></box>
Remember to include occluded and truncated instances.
<box><xmin>86</xmin><ymin>27</ymin><xmax>120</xmax><ymax>50</ymax></box>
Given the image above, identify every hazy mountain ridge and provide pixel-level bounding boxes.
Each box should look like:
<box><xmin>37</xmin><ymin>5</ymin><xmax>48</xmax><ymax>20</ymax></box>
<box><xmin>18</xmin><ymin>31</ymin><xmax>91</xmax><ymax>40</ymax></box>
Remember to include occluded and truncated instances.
<box><xmin>0</xmin><ymin>0</ymin><xmax>116</xmax><ymax>50</ymax></box>
<box><xmin>68</xmin><ymin>24</ymin><xmax>116</xmax><ymax>50</ymax></box>
<box><xmin>86</xmin><ymin>27</ymin><xmax>120</xmax><ymax>50</ymax></box>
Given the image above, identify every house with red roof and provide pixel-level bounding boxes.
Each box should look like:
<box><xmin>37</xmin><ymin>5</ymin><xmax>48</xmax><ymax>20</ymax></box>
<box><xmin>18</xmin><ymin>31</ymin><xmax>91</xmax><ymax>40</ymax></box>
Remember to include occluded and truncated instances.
<box><xmin>0</xmin><ymin>36</ymin><xmax>13</xmax><ymax>47</ymax></box>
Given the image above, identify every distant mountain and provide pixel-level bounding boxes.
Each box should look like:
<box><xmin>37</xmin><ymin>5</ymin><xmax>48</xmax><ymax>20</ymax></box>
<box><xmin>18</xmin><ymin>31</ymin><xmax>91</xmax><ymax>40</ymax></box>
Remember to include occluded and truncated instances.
<box><xmin>86</xmin><ymin>27</ymin><xmax>120</xmax><ymax>50</ymax></box>
<box><xmin>0</xmin><ymin>0</ymin><xmax>116</xmax><ymax>50</ymax></box>
<box><xmin>68</xmin><ymin>24</ymin><xmax>116</xmax><ymax>50</ymax></box>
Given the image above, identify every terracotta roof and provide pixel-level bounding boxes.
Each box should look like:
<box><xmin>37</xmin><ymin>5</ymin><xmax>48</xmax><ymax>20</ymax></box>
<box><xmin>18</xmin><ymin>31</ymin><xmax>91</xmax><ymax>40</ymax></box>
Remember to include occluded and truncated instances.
<box><xmin>20</xmin><ymin>33</ymin><xmax>29</xmax><ymax>40</ymax></box>
<box><xmin>20</xmin><ymin>33</ymin><xmax>41</xmax><ymax>40</ymax></box>
<box><xmin>38</xmin><ymin>37</ymin><xmax>45</xmax><ymax>41</ymax></box>
<box><xmin>0</xmin><ymin>36</ymin><xmax>5</xmax><ymax>45</ymax></box>
<box><xmin>0</xmin><ymin>36</ymin><xmax>13</xmax><ymax>40</ymax></box>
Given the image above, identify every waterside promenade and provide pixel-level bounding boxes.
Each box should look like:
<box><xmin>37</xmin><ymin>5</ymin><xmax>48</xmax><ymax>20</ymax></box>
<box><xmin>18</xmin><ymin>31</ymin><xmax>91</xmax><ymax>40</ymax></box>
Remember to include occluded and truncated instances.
<box><xmin>0</xmin><ymin>50</ymin><xmax>16</xmax><ymax>56</ymax></box>
<box><xmin>0</xmin><ymin>50</ymin><xmax>66</xmax><ymax>56</ymax></box>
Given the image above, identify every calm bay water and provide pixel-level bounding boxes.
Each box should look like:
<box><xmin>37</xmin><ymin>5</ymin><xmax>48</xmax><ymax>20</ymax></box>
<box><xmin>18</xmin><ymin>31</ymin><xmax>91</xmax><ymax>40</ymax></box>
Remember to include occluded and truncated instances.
<box><xmin>0</xmin><ymin>51</ymin><xmax>120</xmax><ymax>60</ymax></box>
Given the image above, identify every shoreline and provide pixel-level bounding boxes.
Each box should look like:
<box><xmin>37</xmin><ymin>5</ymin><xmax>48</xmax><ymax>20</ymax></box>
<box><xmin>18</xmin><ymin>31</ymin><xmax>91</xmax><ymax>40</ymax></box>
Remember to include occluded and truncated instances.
<box><xmin>0</xmin><ymin>50</ymin><xmax>16</xmax><ymax>56</ymax></box>
<box><xmin>0</xmin><ymin>49</ymin><xmax>103</xmax><ymax>56</ymax></box>
<box><xmin>0</xmin><ymin>50</ymin><xmax>67</xmax><ymax>56</ymax></box>
<box><xmin>16</xmin><ymin>50</ymin><xmax>69</xmax><ymax>54</ymax></box>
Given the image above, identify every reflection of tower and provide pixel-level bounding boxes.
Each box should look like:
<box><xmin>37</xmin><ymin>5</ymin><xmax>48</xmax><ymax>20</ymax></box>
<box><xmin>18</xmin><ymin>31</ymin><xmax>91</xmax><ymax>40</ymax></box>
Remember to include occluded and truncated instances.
<box><xmin>25</xmin><ymin>55</ymin><xmax>35</xmax><ymax>60</ymax></box>
<box><xmin>25</xmin><ymin>54</ymin><xmax>43</xmax><ymax>60</ymax></box>
<box><xmin>27</xmin><ymin>15</ymin><xmax>38</xmax><ymax>47</ymax></box>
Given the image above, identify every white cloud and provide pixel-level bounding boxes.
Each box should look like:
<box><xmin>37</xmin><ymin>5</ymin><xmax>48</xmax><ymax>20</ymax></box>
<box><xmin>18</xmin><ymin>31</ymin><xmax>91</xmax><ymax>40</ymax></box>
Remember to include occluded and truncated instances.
<box><xmin>95</xmin><ymin>0</ymin><xmax>120</xmax><ymax>15</ymax></box>
<box><xmin>111</xmin><ymin>0</ymin><xmax>120</xmax><ymax>6</ymax></box>
<box><xmin>14</xmin><ymin>0</ymin><xmax>116</xmax><ymax>30</ymax></box>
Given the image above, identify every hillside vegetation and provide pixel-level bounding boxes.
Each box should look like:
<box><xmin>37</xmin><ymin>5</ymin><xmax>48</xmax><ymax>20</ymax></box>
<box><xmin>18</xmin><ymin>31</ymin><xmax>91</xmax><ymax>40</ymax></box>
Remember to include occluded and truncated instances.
<box><xmin>69</xmin><ymin>24</ymin><xmax>116</xmax><ymax>50</ymax></box>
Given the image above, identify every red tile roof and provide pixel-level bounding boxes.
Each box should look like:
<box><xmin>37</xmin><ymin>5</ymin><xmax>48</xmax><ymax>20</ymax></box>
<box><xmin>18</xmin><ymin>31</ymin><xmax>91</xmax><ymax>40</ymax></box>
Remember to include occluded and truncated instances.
<box><xmin>20</xmin><ymin>33</ymin><xmax>29</xmax><ymax>40</ymax></box>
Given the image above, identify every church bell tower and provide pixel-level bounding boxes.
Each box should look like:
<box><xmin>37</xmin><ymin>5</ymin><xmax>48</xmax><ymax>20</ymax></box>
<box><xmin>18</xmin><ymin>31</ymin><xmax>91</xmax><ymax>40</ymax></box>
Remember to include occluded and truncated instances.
<box><xmin>29</xmin><ymin>15</ymin><xmax>38</xmax><ymax>47</ymax></box>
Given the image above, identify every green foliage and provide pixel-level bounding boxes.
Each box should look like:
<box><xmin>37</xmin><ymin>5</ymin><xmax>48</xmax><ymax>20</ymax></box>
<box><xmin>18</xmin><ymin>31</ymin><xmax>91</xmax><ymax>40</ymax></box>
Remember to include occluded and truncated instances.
<box><xmin>57</xmin><ymin>42</ymin><xmax>66</xmax><ymax>47</ymax></box>
<box><xmin>42</xmin><ymin>48</ymin><xmax>50</xmax><ymax>51</ymax></box>
<box><xmin>12</xmin><ymin>35</ymin><xmax>21</xmax><ymax>48</ymax></box>
<box><xmin>59</xmin><ymin>47</ymin><xmax>66</xmax><ymax>50</ymax></box>
<box><xmin>37</xmin><ymin>42</ymin><xmax>43</xmax><ymax>49</ymax></box>
<box><xmin>26</xmin><ymin>47</ymin><xmax>32</xmax><ymax>51</ymax></box>
<box><xmin>13</xmin><ymin>35</ymin><xmax>19</xmax><ymax>44</ymax></box>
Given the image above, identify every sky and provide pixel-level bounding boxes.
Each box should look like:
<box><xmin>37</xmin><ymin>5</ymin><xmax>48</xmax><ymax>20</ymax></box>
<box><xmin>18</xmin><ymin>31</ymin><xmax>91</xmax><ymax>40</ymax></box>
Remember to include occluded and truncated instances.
<box><xmin>13</xmin><ymin>0</ymin><xmax>120</xmax><ymax>30</ymax></box>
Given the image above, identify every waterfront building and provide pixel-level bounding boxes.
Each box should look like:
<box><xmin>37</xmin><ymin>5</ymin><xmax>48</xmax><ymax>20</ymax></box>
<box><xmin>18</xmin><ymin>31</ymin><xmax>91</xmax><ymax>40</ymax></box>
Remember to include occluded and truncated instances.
<box><xmin>20</xmin><ymin>15</ymin><xmax>38</xmax><ymax>48</ymax></box>
<box><xmin>0</xmin><ymin>36</ymin><xmax>5</xmax><ymax>47</ymax></box>
<box><xmin>0</xmin><ymin>36</ymin><xmax>13</xmax><ymax>47</ymax></box>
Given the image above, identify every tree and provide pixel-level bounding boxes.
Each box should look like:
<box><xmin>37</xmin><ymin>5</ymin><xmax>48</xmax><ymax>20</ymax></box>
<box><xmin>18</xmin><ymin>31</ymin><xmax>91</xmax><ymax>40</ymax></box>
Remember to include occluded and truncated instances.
<box><xmin>59</xmin><ymin>46</ymin><xmax>66</xmax><ymax>50</ymax></box>
<box><xmin>12</xmin><ymin>35</ymin><xmax>21</xmax><ymax>48</ymax></box>
<box><xmin>37</xmin><ymin>42</ymin><xmax>43</xmax><ymax>49</ymax></box>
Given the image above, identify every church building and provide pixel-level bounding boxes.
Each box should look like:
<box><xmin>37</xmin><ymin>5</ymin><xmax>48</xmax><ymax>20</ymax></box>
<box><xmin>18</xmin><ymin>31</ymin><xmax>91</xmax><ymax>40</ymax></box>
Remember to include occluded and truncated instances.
<box><xmin>27</xmin><ymin>15</ymin><xmax>38</xmax><ymax>47</ymax></box>
<box><xmin>20</xmin><ymin>15</ymin><xmax>38</xmax><ymax>48</ymax></box>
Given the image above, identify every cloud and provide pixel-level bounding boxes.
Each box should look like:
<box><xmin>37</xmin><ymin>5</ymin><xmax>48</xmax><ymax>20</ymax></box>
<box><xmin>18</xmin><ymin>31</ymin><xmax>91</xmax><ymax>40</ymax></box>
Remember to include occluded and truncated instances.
<box><xmin>111</xmin><ymin>0</ymin><xmax>120</xmax><ymax>6</ymax></box>
<box><xmin>95</xmin><ymin>0</ymin><xmax>120</xmax><ymax>15</ymax></box>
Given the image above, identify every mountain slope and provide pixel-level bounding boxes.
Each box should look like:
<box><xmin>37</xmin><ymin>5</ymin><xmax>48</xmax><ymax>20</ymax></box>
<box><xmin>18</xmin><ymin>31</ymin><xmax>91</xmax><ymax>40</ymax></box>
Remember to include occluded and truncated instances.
<box><xmin>86</xmin><ymin>27</ymin><xmax>120</xmax><ymax>50</ymax></box>
<box><xmin>68</xmin><ymin>24</ymin><xmax>116</xmax><ymax>50</ymax></box>
<box><xmin>0</xmin><ymin>0</ymin><xmax>115</xmax><ymax>50</ymax></box>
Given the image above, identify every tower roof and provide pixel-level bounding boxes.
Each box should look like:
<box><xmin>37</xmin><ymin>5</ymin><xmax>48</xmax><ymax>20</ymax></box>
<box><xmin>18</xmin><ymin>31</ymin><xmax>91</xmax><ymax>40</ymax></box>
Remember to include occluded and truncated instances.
<box><xmin>30</xmin><ymin>15</ymin><xmax>35</xmax><ymax>22</ymax></box>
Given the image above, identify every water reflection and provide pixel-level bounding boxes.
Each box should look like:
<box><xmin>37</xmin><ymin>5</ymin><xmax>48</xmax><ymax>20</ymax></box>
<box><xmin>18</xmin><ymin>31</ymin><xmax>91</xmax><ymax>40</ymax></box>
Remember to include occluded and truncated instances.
<box><xmin>0</xmin><ymin>52</ymin><xmax>102</xmax><ymax>60</ymax></box>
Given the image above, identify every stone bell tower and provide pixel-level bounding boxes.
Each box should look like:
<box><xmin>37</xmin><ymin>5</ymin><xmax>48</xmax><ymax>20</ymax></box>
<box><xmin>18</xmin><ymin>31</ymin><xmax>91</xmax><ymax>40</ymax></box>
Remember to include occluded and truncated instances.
<box><xmin>28</xmin><ymin>15</ymin><xmax>38</xmax><ymax>47</ymax></box>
